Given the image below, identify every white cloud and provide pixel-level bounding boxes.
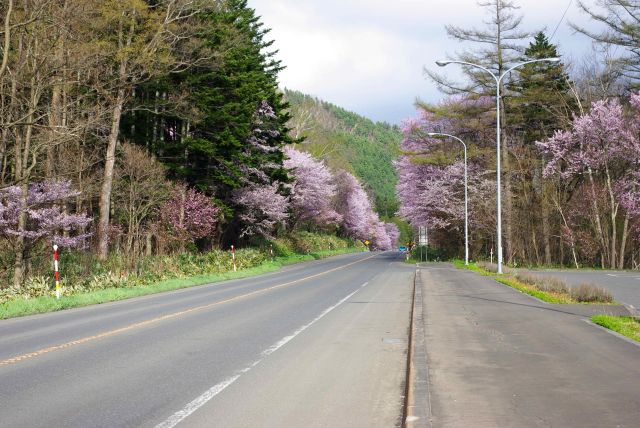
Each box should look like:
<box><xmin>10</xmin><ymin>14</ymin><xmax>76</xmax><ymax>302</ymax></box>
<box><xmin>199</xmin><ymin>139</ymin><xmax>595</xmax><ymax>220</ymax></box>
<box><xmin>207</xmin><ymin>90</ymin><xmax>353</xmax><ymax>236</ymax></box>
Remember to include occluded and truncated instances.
<box><xmin>250</xmin><ymin>0</ymin><xmax>602</xmax><ymax>123</ymax></box>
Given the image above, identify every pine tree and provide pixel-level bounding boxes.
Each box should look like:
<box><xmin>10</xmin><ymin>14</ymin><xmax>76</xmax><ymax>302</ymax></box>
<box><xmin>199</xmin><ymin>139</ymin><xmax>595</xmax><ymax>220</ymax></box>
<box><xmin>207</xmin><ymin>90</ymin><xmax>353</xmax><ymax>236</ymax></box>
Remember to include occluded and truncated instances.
<box><xmin>170</xmin><ymin>1</ymin><xmax>290</xmax><ymax>193</ymax></box>
<box><xmin>427</xmin><ymin>0</ymin><xmax>531</xmax><ymax>96</ymax></box>
<box><xmin>123</xmin><ymin>0</ymin><xmax>292</xmax><ymax>206</ymax></box>
<box><xmin>506</xmin><ymin>32</ymin><xmax>577</xmax><ymax>265</ymax></box>
<box><xmin>507</xmin><ymin>32</ymin><xmax>575</xmax><ymax>145</ymax></box>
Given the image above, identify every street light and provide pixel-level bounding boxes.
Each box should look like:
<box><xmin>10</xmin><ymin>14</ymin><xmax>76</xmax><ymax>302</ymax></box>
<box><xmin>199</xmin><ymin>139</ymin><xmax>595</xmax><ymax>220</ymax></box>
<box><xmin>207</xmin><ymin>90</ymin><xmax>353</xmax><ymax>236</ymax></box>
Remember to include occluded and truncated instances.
<box><xmin>427</xmin><ymin>132</ymin><xmax>469</xmax><ymax>265</ymax></box>
<box><xmin>436</xmin><ymin>57</ymin><xmax>560</xmax><ymax>273</ymax></box>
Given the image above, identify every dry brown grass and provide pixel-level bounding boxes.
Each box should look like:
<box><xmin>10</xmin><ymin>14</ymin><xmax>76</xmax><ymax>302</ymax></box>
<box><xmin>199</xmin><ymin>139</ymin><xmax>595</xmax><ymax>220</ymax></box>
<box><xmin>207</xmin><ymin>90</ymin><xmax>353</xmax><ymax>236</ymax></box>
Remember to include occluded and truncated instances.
<box><xmin>570</xmin><ymin>283</ymin><xmax>614</xmax><ymax>303</ymax></box>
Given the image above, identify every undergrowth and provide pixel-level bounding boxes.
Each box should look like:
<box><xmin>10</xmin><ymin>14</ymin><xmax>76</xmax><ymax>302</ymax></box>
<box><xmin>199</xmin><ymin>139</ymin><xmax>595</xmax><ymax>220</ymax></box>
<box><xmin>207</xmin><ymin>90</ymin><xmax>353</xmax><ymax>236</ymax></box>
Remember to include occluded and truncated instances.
<box><xmin>0</xmin><ymin>232</ymin><xmax>364</xmax><ymax>319</ymax></box>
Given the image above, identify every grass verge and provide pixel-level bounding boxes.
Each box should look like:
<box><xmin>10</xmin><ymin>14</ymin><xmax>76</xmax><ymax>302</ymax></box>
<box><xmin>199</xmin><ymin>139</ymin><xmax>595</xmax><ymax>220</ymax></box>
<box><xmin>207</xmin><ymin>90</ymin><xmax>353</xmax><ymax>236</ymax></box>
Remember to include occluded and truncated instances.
<box><xmin>453</xmin><ymin>260</ymin><xmax>612</xmax><ymax>304</ymax></box>
<box><xmin>0</xmin><ymin>247</ymin><xmax>362</xmax><ymax>320</ymax></box>
<box><xmin>592</xmin><ymin>315</ymin><xmax>640</xmax><ymax>343</ymax></box>
<box><xmin>494</xmin><ymin>277</ymin><xmax>573</xmax><ymax>304</ymax></box>
<box><xmin>451</xmin><ymin>260</ymin><xmax>495</xmax><ymax>276</ymax></box>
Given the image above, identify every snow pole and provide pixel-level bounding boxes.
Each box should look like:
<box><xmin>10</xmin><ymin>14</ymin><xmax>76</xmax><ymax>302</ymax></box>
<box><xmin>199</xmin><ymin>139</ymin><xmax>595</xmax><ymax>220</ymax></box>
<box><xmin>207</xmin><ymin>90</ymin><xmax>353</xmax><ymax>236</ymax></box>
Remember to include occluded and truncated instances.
<box><xmin>270</xmin><ymin>244</ymin><xmax>274</xmax><ymax>261</ymax></box>
<box><xmin>53</xmin><ymin>244</ymin><xmax>60</xmax><ymax>299</ymax></box>
<box><xmin>231</xmin><ymin>245</ymin><xmax>237</xmax><ymax>272</ymax></box>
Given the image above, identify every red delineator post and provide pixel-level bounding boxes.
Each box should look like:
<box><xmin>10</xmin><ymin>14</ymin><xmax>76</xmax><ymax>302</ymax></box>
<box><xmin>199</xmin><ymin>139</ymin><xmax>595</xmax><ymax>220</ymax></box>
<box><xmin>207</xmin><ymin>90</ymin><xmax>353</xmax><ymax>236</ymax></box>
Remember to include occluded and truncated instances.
<box><xmin>53</xmin><ymin>244</ymin><xmax>60</xmax><ymax>299</ymax></box>
<box><xmin>231</xmin><ymin>245</ymin><xmax>237</xmax><ymax>272</ymax></box>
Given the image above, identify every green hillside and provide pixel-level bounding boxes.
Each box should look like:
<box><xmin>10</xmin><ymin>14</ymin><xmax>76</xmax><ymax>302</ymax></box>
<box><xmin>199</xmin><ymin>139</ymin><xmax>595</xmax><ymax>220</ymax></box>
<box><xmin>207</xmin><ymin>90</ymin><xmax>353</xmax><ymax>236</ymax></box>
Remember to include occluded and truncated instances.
<box><xmin>284</xmin><ymin>89</ymin><xmax>401</xmax><ymax>216</ymax></box>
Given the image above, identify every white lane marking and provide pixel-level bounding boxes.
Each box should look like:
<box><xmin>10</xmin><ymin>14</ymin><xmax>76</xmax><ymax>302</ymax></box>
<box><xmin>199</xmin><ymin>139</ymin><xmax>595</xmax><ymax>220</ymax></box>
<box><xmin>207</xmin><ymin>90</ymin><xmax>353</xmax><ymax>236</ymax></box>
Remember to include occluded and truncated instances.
<box><xmin>607</xmin><ymin>274</ymin><xmax>619</xmax><ymax>277</ymax></box>
<box><xmin>155</xmin><ymin>281</ymin><xmax>369</xmax><ymax>428</ymax></box>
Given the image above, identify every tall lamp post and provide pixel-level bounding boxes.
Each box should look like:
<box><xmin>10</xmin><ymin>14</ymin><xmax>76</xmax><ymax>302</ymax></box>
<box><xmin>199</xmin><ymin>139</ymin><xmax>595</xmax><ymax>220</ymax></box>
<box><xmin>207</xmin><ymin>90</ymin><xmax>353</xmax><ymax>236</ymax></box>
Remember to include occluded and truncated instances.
<box><xmin>427</xmin><ymin>132</ymin><xmax>469</xmax><ymax>266</ymax></box>
<box><xmin>435</xmin><ymin>58</ymin><xmax>560</xmax><ymax>274</ymax></box>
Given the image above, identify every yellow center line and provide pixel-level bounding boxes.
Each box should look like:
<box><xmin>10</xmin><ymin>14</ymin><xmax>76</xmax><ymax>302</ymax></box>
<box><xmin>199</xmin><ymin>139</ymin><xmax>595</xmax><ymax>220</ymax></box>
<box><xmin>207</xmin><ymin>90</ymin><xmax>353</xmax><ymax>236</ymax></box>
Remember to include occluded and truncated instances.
<box><xmin>0</xmin><ymin>254</ymin><xmax>377</xmax><ymax>367</ymax></box>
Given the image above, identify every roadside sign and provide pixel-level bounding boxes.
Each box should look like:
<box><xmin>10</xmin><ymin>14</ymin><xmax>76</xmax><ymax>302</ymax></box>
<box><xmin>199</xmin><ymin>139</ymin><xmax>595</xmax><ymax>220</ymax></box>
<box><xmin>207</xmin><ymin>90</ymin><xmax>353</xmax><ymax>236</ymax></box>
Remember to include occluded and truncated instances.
<box><xmin>399</xmin><ymin>246</ymin><xmax>407</xmax><ymax>252</ymax></box>
<box><xmin>364</xmin><ymin>240</ymin><xmax>370</xmax><ymax>246</ymax></box>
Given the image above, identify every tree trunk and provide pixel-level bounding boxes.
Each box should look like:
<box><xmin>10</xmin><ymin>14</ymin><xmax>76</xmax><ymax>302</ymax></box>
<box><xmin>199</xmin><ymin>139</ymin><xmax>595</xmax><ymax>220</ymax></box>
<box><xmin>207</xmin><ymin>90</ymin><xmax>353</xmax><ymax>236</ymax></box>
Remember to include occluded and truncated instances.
<box><xmin>553</xmin><ymin>195</ymin><xmax>579</xmax><ymax>269</ymax></box>
<box><xmin>619</xmin><ymin>211</ymin><xmax>630</xmax><ymax>270</ymax></box>
<box><xmin>97</xmin><ymin>87</ymin><xmax>126</xmax><ymax>260</ymax></box>
<box><xmin>531</xmin><ymin>227</ymin><xmax>540</xmax><ymax>265</ymax></box>
<box><xmin>605</xmin><ymin>166</ymin><xmax>617</xmax><ymax>269</ymax></box>
<box><xmin>12</xmin><ymin>72</ymin><xmax>37</xmax><ymax>287</ymax></box>
<box><xmin>146</xmin><ymin>232</ymin><xmax>153</xmax><ymax>256</ymax></box>
<box><xmin>0</xmin><ymin>0</ymin><xmax>13</xmax><ymax>80</ymax></box>
<box><xmin>542</xmin><ymin>197</ymin><xmax>552</xmax><ymax>265</ymax></box>
<box><xmin>12</xmin><ymin>183</ymin><xmax>28</xmax><ymax>288</ymax></box>
<box><xmin>587</xmin><ymin>169</ymin><xmax>607</xmax><ymax>268</ymax></box>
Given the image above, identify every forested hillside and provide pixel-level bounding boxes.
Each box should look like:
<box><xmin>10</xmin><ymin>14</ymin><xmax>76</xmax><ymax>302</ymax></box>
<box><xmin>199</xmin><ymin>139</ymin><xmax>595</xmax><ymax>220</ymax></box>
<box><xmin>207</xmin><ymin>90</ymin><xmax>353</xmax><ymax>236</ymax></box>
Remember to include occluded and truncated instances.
<box><xmin>284</xmin><ymin>90</ymin><xmax>401</xmax><ymax>216</ymax></box>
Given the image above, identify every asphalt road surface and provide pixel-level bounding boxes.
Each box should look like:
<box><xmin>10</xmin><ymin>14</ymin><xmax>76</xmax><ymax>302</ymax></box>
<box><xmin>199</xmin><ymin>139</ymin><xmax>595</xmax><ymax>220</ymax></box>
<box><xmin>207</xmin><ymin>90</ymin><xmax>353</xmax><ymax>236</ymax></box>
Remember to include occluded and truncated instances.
<box><xmin>0</xmin><ymin>252</ymin><xmax>414</xmax><ymax>428</ymax></box>
<box><xmin>521</xmin><ymin>268</ymin><xmax>640</xmax><ymax>309</ymax></box>
<box><xmin>416</xmin><ymin>264</ymin><xmax>640</xmax><ymax>428</ymax></box>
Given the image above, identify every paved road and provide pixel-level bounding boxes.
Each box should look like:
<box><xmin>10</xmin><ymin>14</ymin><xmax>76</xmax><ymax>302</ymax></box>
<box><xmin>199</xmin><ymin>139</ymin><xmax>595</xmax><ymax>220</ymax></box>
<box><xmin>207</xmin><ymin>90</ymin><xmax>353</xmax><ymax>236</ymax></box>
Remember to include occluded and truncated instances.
<box><xmin>414</xmin><ymin>263</ymin><xmax>640</xmax><ymax>428</ymax></box>
<box><xmin>521</xmin><ymin>268</ymin><xmax>640</xmax><ymax>309</ymax></box>
<box><xmin>0</xmin><ymin>252</ymin><xmax>414</xmax><ymax>428</ymax></box>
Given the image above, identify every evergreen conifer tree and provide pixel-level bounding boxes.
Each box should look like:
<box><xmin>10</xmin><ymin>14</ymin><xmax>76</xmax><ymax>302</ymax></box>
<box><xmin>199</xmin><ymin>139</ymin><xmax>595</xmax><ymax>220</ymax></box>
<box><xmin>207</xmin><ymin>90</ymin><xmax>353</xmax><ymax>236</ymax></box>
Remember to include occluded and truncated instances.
<box><xmin>507</xmin><ymin>32</ymin><xmax>575</xmax><ymax>145</ymax></box>
<box><xmin>123</xmin><ymin>0</ymin><xmax>292</xmax><ymax>205</ymax></box>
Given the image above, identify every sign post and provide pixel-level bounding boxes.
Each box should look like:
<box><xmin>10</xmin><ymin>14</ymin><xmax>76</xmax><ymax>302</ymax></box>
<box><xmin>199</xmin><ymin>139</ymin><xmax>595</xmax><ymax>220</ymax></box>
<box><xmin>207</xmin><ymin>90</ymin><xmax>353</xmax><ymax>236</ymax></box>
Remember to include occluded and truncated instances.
<box><xmin>53</xmin><ymin>244</ymin><xmax>60</xmax><ymax>299</ymax></box>
<box><xmin>231</xmin><ymin>245</ymin><xmax>237</xmax><ymax>272</ymax></box>
<box><xmin>418</xmin><ymin>226</ymin><xmax>428</xmax><ymax>262</ymax></box>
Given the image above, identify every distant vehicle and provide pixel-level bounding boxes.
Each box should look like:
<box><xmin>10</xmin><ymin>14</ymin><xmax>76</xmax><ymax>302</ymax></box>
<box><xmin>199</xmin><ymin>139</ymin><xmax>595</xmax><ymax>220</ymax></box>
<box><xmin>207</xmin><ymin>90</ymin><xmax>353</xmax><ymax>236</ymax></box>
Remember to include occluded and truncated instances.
<box><xmin>399</xmin><ymin>246</ymin><xmax>407</xmax><ymax>252</ymax></box>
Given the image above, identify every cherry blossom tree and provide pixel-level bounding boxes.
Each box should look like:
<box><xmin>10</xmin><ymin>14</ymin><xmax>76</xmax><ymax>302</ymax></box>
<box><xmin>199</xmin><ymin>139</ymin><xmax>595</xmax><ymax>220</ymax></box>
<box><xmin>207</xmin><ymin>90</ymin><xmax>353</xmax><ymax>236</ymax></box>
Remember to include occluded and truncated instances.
<box><xmin>0</xmin><ymin>180</ymin><xmax>92</xmax><ymax>287</ymax></box>
<box><xmin>369</xmin><ymin>219</ymin><xmax>391</xmax><ymax>250</ymax></box>
<box><xmin>396</xmin><ymin>106</ymin><xmax>496</xmax><ymax>258</ymax></box>
<box><xmin>332</xmin><ymin>170</ymin><xmax>392</xmax><ymax>249</ymax></box>
<box><xmin>158</xmin><ymin>185</ymin><xmax>220</xmax><ymax>249</ymax></box>
<box><xmin>232</xmin><ymin>183</ymin><xmax>289</xmax><ymax>238</ymax></box>
<box><xmin>385</xmin><ymin>223</ymin><xmax>400</xmax><ymax>248</ymax></box>
<box><xmin>334</xmin><ymin>170</ymin><xmax>375</xmax><ymax>241</ymax></box>
<box><xmin>284</xmin><ymin>147</ymin><xmax>341</xmax><ymax>229</ymax></box>
<box><xmin>537</xmin><ymin>94</ymin><xmax>640</xmax><ymax>268</ymax></box>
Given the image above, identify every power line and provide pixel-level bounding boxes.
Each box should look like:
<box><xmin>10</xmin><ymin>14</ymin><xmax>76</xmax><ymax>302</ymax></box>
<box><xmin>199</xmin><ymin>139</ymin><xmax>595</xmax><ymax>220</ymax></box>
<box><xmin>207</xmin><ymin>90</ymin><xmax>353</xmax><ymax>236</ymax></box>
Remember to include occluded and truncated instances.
<box><xmin>550</xmin><ymin>0</ymin><xmax>574</xmax><ymax>40</ymax></box>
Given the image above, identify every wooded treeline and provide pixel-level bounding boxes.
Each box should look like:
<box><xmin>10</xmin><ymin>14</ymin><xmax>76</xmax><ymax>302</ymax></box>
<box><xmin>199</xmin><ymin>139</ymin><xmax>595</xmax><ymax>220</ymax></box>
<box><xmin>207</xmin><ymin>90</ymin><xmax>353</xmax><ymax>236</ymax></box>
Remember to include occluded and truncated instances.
<box><xmin>398</xmin><ymin>0</ymin><xmax>640</xmax><ymax>269</ymax></box>
<box><xmin>0</xmin><ymin>0</ymin><xmax>398</xmax><ymax>289</ymax></box>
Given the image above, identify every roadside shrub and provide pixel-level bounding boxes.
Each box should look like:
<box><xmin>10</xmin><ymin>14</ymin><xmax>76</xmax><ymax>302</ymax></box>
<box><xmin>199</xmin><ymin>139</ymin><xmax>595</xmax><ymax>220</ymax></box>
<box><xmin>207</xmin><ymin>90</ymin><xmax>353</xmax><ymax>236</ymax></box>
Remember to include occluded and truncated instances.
<box><xmin>571</xmin><ymin>283</ymin><xmax>613</xmax><ymax>303</ymax></box>
<box><xmin>514</xmin><ymin>273</ymin><xmax>569</xmax><ymax>294</ymax></box>
<box><xmin>538</xmin><ymin>277</ymin><xmax>570</xmax><ymax>294</ymax></box>
<box><xmin>0</xmin><ymin>287</ymin><xmax>20</xmax><ymax>303</ymax></box>
<box><xmin>514</xmin><ymin>272</ymin><xmax>539</xmax><ymax>286</ymax></box>
<box><xmin>86</xmin><ymin>272</ymin><xmax>129</xmax><ymax>290</ymax></box>
<box><xmin>22</xmin><ymin>276</ymin><xmax>52</xmax><ymax>298</ymax></box>
<box><xmin>271</xmin><ymin>237</ymin><xmax>295</xmax><ymax>256</ymax></box>
<box><xmin>477</xmin><ymin>261</ymin><xmax>498</xmax><ymax>273</ymax></box>
<box><xmin>289</xmin><ymin>231</ymin><xmax>352</xmax><ymax>253</ymax></box>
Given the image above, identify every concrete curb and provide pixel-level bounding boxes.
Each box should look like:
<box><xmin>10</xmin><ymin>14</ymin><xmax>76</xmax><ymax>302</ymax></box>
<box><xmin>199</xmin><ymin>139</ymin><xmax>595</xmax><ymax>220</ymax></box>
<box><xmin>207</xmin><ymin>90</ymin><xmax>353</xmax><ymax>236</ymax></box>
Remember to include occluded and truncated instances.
<box><xmin>583</xmin><ymin>319</ymin><xmax>640</xmax><ymax>348</ymax></box>
<box><xmin>403</xmin><ymin>269</ymin><xmax>431</xmax><ymax>428</ymax></box>
<box><xmin>623</xmin><ymin>303</ymin><xmax>640</xmax><ymax>318</ymax></box>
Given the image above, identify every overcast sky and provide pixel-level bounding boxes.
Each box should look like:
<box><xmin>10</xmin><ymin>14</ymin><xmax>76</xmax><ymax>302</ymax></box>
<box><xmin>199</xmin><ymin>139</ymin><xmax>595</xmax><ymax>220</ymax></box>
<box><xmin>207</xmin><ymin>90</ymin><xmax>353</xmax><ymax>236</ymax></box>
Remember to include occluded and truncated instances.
<box><xmin>249</xmin><ymin>0</ymin><xmax>602</xmax><ymax>124</ymax></box>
